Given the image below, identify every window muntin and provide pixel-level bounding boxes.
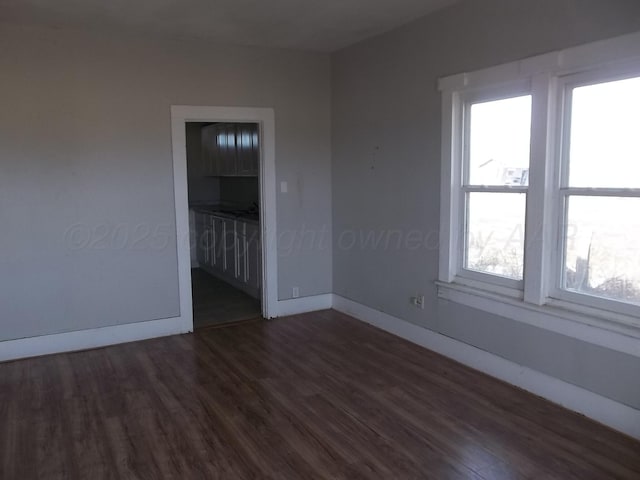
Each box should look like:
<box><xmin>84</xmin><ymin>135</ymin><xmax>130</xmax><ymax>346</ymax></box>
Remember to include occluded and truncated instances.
<box><xmin>461</xmin><ymin>94</ymin><xmax>532</xmax><ymax>282</ymax></box>
<box><xmin>558</xmin><ymin>73</ymin><xmax>640</xmax><ymax>309</ymax></box>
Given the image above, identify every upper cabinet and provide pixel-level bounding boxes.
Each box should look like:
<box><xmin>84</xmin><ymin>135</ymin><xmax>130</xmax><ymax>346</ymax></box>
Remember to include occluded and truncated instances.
<box><xmin>236</xmin><ymin>123</ymin><xmax>260</xmax><ymax>176</ymax></box>
<box><xmin>200</xmin><ymin>124</ymin><xmax>218</xmax><ymax>176</ymax></box>
<box><xmin>220</xmin><ymin>124</ymin><xmax>237</xmax><ymax>176</ymax></box>
<box><xmin>201</xmin><ymin>123</ymin><xmax>259</xmax><ymax>177</ymax></box>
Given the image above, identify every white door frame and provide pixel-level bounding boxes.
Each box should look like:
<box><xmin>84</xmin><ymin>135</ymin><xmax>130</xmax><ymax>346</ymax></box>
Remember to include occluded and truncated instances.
<box><xmin>170</xmin><ymin>105</ymin><xmax>278</xmax><ymax>331</ymax></box>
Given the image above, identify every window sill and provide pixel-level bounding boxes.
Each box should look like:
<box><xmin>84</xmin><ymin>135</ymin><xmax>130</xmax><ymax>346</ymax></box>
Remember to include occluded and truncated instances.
<box><xmin>436</xmin><ymin>280</ymin><xmax>640</xmax><ymax>358</ymax></box>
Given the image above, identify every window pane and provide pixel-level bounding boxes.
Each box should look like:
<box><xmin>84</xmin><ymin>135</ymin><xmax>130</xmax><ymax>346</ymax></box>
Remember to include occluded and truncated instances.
<box><xmin>465</xmin><ymin>192</ymin><xmax>526</xmax><ymax>280</ymax></box>
<box><xmin>468</xmin><ymin>95</ymin><xmax>532</xmax><ymax>186</ymax></box>
<box><xmin>563</xmin><ymin>196</ymin><xmax>640</xmax><ymax>305</ymax></box>
<box><xmin>568</xmin><ymin>76</ymin><xmax>640</xmax><ymax>188</ymax></box>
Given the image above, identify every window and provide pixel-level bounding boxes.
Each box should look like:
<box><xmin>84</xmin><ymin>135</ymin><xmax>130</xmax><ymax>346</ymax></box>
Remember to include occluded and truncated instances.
<box><xmin>463</xmin><ymin>94</ymin><xmax>531</xmax><ymax>284</ymax></box>
<box><xmin>557</xmin><ymin>74</ymin><xmax>640</xmax><ymax>314</ymax></box>
<box><xmin>438</xmin><ymin>32</ymin><xmax>640</xmax><ymax>332</ymax></box>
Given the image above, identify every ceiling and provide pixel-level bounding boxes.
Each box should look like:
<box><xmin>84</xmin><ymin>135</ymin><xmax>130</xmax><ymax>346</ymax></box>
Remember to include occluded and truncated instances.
<box><xmin>0</xmin><ymin>0</ymin><xmax>458</xmax><ymax>52</ymax></box>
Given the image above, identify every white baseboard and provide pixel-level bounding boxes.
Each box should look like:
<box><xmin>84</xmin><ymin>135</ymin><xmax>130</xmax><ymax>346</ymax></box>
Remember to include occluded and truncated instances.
<box><xmin>332</xmin><ymin>294</ymin><xmax>640</xmax><ymax>440</ymax></box>
<box><xmin>276</xmin><ymin>294</ymin><xmax>333</xmax><ymax>317</ymax></box>
<box><xmin>3</xmin><ymin>290</ymin><xmax>638</xmax><ymax>440</ymax></box>
<box><xmin>0</xmin><ymin>291</ymin><xmax>335</xmax><ymax>362</ymax></box>
<box><xmin>0</xmin><ymin>316</ymin><xmax>188</xmax><ymax>363</ymax></box>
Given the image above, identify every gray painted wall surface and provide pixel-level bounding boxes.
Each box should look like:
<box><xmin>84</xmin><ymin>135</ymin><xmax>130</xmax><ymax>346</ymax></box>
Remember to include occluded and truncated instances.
<box><xmin>331</xmin><ymin>0</ymin><xmax>640</xmax><ymax>409</ymax></box>
<box><xmin>0</xmin><ymin>24</ymin><xmax>332</xmax><ymax>341</ymax></box>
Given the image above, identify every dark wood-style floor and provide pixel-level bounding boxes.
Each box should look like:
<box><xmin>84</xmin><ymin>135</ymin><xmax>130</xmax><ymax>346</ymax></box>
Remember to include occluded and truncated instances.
<box><xmin>192</xmin><ymin>268</ymin><xmax>262</xmax><ymax>329</ymax></box>
<box><xmin>1</xmin><ymin>310</ymin><xmax>639</xmax><ymax>479</ymax></box>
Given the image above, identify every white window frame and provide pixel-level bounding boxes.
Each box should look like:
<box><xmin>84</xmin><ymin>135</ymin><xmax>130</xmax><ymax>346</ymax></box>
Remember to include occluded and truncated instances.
<box><xmin>455</xmin><ymin>82</ymin><xmax>531</xmax><ymax>292</ymax></box>
<box><xmin>438</xmin><ymin>31</ymin><xmax>640</xmax><ymax>344</ymax></box>
<box><xmin>551</xmin><ymin>65</ymin><xmax>640</xmax><ymax>319</ymax></box>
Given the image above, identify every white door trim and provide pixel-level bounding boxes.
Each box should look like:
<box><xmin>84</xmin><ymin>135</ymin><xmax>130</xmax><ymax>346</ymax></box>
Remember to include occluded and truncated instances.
<box><xmin>170</xmin><ymin>106</ymin><xmax>278</xmax><ymax>328</ymax></box>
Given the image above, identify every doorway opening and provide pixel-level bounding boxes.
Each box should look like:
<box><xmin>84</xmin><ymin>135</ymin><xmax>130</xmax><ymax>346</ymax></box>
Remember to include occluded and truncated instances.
<box><xmin>188</xmin><ymin>122</ymin><xmax>262</xmax><ymax>328</ymax></box>
<box><xmin>171</xmin><ymin>106</ymin><xmax>277</xmax><ymax>333</ymax></box>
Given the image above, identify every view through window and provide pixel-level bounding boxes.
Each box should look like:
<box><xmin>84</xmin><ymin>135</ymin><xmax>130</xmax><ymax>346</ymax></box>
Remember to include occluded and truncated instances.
<box><xmin>464</xmin><ymin>95</ymin><xmax>531</xmax><ymax>281</ymax></box>
<box><xmin>562</xmin><ymin>76</ymin><xmax>640</xmax><ymax>305</ymax></box>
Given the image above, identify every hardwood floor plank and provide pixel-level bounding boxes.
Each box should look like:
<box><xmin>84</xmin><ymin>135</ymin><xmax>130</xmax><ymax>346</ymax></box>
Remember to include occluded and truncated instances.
<box><xmin>1</xmin><ymin>310</ymin><xmax>639</xmax><ymax>479</ymax></box>
<box><xmin>349</xmin><ymin>319</ymin><xmax>640</xmax><ymax>478</ymax></box>
<box><xmin>260</xmin><ymin>379</ymin><xmax>395</xmax><ymax>480</ymax></box>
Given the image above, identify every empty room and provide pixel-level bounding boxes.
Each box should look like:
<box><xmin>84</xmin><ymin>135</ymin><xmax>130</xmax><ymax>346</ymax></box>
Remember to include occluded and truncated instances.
<box><xmin>1</xmin><ymin>0</ymin><xmax>640</xmax><ymax>478</ymax></box>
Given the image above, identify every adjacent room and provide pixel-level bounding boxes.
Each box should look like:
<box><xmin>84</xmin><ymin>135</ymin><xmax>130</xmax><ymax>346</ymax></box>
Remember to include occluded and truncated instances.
<box><xmin>186</xmin><ymin>121</ymin><xmax>262</xmax><ymax>328</ymax></box>
<box><xmin>1</xmin><ymin>0</ymin><xmax>640</xmax><ymax>478</ymax></box>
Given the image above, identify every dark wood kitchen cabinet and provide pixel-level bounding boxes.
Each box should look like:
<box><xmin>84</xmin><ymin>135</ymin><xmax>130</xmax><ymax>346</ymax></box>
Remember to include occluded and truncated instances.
<box><xmin>201</xmin><ymin>123</ymin><xmax>258</xmax><ymax>177</ymax></box>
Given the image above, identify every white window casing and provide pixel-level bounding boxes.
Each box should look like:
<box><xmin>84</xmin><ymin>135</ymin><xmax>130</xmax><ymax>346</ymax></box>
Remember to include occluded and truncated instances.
<box><xmin>438</xmin><ymin>31</ymin><xmax>640</xmax><ymax>350</ymax></box>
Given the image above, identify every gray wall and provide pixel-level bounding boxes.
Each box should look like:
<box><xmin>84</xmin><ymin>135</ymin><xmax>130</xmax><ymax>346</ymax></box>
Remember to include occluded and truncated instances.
<box><xmin>331</xmin><ymin>0</ymin><xmax>640</xmax><ymax>409</ymax></box>
<box><xmin>0</xmin><ymin>24</ymin><xmax>332</xmax><ymax>341</ymax></box>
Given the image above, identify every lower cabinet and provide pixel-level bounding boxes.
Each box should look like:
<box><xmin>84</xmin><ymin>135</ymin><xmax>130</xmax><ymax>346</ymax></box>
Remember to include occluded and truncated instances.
<box><xmin>197</xmin><ymin>212</ymin><xmax>261</xmax><ymax>299</ymax></box>
<box><xmin>222</xmin><ymin>218</ymin><xmax>236</xmax><ymax>277</ymax></box>
<box><xmin>245</xmin><ymin>223</ymin><xmax>261</xmax><ymax>291</ymax></box>
<box><xmin>194</xmin><ymin>213</ymin><xmax>208</xmax><ymax>267</ymax></box>
<box><xmin>236</xmin><ymin>224</ymin><xmax>247</xmax><ymax>284</ymax></box>
<box><xmin>212</xmin><ymin>217</ymin><xmax>224</xmax><ymax>269</ymax></box>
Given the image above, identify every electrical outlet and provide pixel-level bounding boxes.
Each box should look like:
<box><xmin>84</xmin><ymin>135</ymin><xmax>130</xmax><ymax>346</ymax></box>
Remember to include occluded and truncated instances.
<box><xmin>292</xmin><ymin>287</ymin><xmax>299</xmax><ymax>298</ymax></box>
<box><xmin>411</xmin><ymin>294</ymin><xmax>425</xmax><ymax>309</ymax></box>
